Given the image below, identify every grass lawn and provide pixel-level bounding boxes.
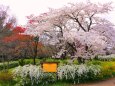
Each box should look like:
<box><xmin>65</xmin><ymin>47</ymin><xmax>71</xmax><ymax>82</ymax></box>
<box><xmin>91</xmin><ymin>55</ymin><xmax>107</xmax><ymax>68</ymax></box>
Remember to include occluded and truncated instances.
<box><xmin>0</xmin><ymin>80</ymin><xmax>72</xmax><ymax>86</ymax></box>
<box><xmin>0</xmin><ymin>80</ymin><xmax>17</xmax><ymax>86</ymax></box>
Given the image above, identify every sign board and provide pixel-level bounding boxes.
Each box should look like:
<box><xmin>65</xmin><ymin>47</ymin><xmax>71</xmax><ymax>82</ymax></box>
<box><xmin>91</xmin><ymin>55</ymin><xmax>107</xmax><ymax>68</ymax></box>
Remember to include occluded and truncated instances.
<box><xmin>42</xmin><ymin>62</ymin><xmax>58</xmax><ymax>72</ymax></box>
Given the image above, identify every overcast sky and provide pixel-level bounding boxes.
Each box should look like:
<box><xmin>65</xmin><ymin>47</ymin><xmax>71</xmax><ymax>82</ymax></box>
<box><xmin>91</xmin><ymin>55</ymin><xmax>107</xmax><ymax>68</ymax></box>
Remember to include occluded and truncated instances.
<box><xmin>0</xmin><ymin>0</ymin><xmax>115</xmax><ymax>25</ymax></box>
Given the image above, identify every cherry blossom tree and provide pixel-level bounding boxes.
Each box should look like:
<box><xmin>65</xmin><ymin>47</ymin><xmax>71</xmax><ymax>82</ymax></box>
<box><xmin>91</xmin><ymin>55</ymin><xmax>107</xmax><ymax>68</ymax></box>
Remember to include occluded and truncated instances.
<box><xmin>25</xmin><ymin>1</ymin><xmax>114</xmax><ymax>63</ymax></box>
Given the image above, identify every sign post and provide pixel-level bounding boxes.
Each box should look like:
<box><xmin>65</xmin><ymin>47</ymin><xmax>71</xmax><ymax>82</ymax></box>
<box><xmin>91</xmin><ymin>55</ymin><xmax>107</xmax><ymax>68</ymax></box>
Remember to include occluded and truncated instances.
<box><xmin>41</xmin><ymin>62</ymin><xmax>58</xmax><ymax>79</ymax></box>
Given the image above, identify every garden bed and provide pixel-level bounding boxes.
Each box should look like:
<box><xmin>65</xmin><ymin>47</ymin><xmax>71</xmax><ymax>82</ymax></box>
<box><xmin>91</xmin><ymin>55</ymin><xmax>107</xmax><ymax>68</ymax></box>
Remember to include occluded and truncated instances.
<box><xmin>1</xmin><ymin>59</ymin><xmax>115</xmax><ymax>86</ymax></box>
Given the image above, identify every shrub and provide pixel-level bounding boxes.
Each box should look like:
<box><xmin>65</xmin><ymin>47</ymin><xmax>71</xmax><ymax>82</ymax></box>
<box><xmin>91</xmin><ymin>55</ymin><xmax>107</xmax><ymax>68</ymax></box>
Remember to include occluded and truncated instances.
<box><xmin>97</xmin><ymin>54</ymin><xmax>115</xmax><ymax>61</ymax></box>
<box><xmin>0</xmin><ymin>71</ymin><xmax>13</xmax><ymax>81</ymax></box>
<box><xmin>57</xmin><ymin>64</ymin><xmax>101</xmax><ymax>83</ymax></box>
<box><xmin>13</xmin><ymin>65</ymin><xmax>42</xmax><ymax>86</ymax></box>
<box><xmin>100</xmin><ymin>62</ymin><xmax>115</xmax><ymax>79</ymax></box>
<box><xmin>13</xmin><ymin>65</ymin><xmax>56</xmax><ymax>86</ymax></box>
<box><xmin>40</xmin><ymin>73</ymin><xmax>57</xmax><ymax>85</ymax></box>
<box><xmin>13</xmin><ymin>63</ymin><xmax>115</xmax><ymax>85</ymax></box>
<box><xmin>0</xmin><ymin>61</ymin><xmax>19</xmax><ymax>71</ymax></box>
<box><xmin>24</xmin><ymin>59</ymin><xmax>33</xmax><ymax>64</ymax></box>
<box><xmin>18</xmin><ymin>59</ymin><xmax>25</xmax><ymax>66</ymax></box>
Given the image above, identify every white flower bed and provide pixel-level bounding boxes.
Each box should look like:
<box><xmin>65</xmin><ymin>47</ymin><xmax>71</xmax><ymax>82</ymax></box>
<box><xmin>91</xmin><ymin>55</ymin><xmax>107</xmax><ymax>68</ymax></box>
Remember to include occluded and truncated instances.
<box><xmin>13</xmin><ymin>65</ymin><xmax>42</xmax><ymax>86</ymax></box>
<box><xmin>97</xmin><ymin>54</ymin><xmax>115</xmax><ymax>61</ymax></box>
<box><xmin>13</xmin><ymin>64</ymin><xmax>101</xmax><ymax>85</ymax></box>
<box><xmin>57</xmin><ymin>64</ymin><xmax>101</xmax><ymax>83</ymax></box>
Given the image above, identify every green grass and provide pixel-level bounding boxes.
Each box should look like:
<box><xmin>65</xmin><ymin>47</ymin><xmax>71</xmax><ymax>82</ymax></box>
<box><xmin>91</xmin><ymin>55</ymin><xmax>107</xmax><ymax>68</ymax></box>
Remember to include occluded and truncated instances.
<box><xmin>0</xmin><ymin>58</ymin><xmax>42</xmax><ymax>70</ymax></box>
<box><xmin>48</xmin><ymin>82</ymin><xmax>72</xmax><ymax>86</ymax></box>
<box><xmin>0</xmin><ymin>80</ymin><xmax>17</xmax><ymax>86</ymax></box>
<box><xmin>0</xmin><ymin>81</ymin><xmax>72</xmax><ymax>86</ymax></box>
<box><xmin>0</xmin><ymin>58</ymin><xmax>74</xmax><ymax>71</ymax></box>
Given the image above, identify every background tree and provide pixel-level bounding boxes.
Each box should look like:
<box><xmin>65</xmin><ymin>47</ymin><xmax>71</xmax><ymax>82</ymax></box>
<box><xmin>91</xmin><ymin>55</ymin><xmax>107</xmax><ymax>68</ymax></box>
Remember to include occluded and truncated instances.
<box><xmin>0</xmin><ymin>5</ymin><xmax>16</xmax><ymax>65</ymax></box>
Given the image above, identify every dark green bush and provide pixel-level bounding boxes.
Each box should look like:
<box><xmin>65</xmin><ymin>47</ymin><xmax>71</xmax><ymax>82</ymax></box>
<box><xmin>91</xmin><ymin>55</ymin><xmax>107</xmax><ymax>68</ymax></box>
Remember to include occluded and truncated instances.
<box><xmin>18</xmin><ymin>59</ymin><xmax>25</xmax><ymax>66</ymax></box>
<box><xmin>0</xmin><ymin>61</ymin><xmax>19</xmax><ymax>71</ymax></box>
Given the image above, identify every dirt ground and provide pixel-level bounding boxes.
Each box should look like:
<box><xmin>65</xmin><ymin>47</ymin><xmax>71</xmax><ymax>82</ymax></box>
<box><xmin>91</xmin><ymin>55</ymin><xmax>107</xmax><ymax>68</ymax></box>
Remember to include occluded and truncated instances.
<box><xmin>74</xmin><ymin>78</ymin><xmax>115</xmax><ymax>86</ymax></box>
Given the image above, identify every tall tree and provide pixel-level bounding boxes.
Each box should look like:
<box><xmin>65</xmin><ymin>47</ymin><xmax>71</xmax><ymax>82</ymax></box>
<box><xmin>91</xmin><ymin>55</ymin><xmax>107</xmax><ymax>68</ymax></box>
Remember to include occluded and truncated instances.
<box><xmin>0</xmin><ymin>5</ymin><xmax>17</xmax><ymax>64</ymax></box>
<box><xmin>25</xmin><ymin>1</ymin><xmax>114</xmax><ymax>63</ymax></box>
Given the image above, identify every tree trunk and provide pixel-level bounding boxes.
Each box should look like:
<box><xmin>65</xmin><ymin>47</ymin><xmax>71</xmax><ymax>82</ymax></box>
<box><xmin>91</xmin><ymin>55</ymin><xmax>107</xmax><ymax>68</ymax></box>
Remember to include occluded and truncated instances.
<box><xmin>33</xmin><ymin>41</ymin><xmax>38</xmax><ymax>65</ymax></box>
<box><xmin>77</xmin><ymin>56</ymin><xmax>85</xmax><ymax>64</ymax></box>
<box><xmin>33</xmin><ymin>36</ymin><xmax>39</xmax><ymax>65</ymax></box>
<box><xmin>33</xmin><ymin>53</ymin><xmax>37</xmax><ymax>65</ymax></box>
<box><xmin>33</xmin><ymin>57</ymin><xmax>36</xmax><ymax>65</ymax></box>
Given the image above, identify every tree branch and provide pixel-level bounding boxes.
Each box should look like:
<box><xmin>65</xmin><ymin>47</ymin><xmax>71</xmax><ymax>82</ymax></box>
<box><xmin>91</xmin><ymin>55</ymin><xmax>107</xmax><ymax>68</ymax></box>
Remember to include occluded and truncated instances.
<box><xmin>74</xmin><ymin>18</ymin><xmax>87</xmax><ymax>32</ymax></box>
<box><xmin>87</xmin><ymin>13</ymin><xmax>95</xmax><ymax>31</ymax></box>
<box><xmin>67</xmin><ymin>42</ymin><xmax>77</xmax><ymax>52</ymax></box>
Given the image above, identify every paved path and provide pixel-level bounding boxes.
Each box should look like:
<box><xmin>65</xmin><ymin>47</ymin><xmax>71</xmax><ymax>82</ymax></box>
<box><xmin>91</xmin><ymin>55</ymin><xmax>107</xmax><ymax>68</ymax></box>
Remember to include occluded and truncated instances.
<box><xmin>74</xmin><ymin>78</ymin><xmax>115</xmax><ymax>86</ymax></box>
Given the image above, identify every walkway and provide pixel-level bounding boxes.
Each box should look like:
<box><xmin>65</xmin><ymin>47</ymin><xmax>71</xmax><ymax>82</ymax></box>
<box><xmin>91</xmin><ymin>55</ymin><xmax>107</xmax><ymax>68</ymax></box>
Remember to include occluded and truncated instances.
<box><xmin>74</xmin><ymin>78</ymin><xmax>115</xmax><ymax>86</ymax></box>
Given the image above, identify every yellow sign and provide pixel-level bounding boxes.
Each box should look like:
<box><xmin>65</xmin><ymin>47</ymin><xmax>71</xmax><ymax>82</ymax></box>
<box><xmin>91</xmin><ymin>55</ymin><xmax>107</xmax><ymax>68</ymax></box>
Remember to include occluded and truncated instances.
<box><xmin>42</xmin><ymin>62</ymin><xmax>58</xmax><ymax>72</ymax></box>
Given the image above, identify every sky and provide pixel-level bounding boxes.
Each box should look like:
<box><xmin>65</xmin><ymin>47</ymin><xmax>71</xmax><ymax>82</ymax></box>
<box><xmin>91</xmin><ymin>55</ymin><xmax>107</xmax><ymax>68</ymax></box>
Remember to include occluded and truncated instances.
<box><xmin>0</xmin><ymin>0</ymin><xmax>115</xmax><ymax>25</ymax></box>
